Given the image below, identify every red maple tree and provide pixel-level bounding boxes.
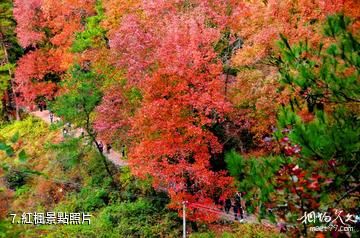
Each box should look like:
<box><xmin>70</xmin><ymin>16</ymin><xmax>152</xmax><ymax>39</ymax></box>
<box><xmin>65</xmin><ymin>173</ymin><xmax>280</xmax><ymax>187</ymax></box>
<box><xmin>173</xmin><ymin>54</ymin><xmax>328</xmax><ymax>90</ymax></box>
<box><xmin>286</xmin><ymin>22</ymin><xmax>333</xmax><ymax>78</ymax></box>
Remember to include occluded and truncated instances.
<box><xmin>13</xmin><ymin>0</ymin><xmax>95</xmax><ymax>106</ymax></box>
<box><xmin>126</xmin><ymin>8</ymin><xmax>235</xmax><ymax>221</ymax></box>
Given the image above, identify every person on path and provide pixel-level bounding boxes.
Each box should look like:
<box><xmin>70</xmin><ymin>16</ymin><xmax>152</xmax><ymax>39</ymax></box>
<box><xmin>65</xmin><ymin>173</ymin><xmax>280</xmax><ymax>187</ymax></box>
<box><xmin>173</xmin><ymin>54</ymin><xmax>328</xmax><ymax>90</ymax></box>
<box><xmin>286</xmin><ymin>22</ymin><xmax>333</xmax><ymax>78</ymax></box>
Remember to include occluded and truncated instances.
<box><xmin>106</xmin><ymin>144</ymin><xmax>112</xmax><ymax>154</ymax></box>
<box><xmin>39</xmin><ymin>101</ymin><xmax>46</xmax><ymax>111</ymax></box>
<box><xmin>121</xmin><ymin>145</ymin><xmax>126</xmax><ymax>157</ymax></box>
<box><xmin>234</xmin><ymin>191</ymin><xmax>244</xmax><ymax>221</ymax></box>
<box><xmin>98</xmin><ymin>141</ymin><xmax>104</xmax><ymax>154</ymax></box>
<box><xmin>62</xmin><ymin>127</ymin><xmax>68</xmax><ymax>137</ymax></box>
<box><xmin>225</xmin><ymin>198</ymin><xmax>232</xmax><ymax>214</ymax></box>
<box><xmin>49</xmin><ymin>113</ymin><xmax>54</xmax><ymax>123</ymax></box>
<box><xmin>38</xmin><ymin>102</ymin><xmax>43</xmax><ymax>112</ymax></box>
<box><xmin>240</xmin><ymin>192</ymin><xmax>246</xmax><ymax>216</ymax></box>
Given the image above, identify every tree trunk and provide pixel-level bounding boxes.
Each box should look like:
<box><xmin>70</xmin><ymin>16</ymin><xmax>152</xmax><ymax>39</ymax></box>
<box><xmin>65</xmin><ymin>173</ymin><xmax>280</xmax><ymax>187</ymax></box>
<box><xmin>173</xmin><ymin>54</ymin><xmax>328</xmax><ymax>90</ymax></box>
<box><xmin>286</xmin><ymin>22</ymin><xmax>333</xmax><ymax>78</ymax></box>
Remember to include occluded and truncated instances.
<box><xmin>1</xmin><ymin>42</ymin><xmax>20</xmax><ymax>120</ymax></box>
<box><xmin>84</xmin><ymin>114</ymin><xmax>118</xmax><ymax>189</ymax></box>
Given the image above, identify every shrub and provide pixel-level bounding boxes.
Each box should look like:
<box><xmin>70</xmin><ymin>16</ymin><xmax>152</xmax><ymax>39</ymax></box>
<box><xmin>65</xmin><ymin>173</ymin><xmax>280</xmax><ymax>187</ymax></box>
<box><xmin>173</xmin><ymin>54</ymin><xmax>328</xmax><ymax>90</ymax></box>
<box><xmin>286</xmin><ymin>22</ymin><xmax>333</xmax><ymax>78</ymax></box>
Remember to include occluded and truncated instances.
<box><xmin>5</xmin><ymin>169</ymin><xmax>28</xmax><ymax>190</ymax></box>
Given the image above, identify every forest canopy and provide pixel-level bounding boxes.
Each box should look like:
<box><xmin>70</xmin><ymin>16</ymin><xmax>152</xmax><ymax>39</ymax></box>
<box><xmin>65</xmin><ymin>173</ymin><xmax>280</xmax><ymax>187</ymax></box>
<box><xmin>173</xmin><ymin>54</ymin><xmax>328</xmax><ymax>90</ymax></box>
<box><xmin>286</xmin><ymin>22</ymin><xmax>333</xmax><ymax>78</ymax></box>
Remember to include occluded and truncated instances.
<box><xmin>0</xmin><ymin>0</ymin><xmax>359</xmax><ymax>237</ymax></box>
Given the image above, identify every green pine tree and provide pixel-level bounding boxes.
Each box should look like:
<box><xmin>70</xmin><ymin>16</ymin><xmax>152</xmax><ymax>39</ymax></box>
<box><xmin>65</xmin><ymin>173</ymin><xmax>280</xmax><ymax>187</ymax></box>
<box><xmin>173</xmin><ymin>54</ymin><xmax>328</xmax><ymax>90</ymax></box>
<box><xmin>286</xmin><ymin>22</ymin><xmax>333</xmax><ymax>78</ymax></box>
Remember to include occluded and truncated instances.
<box><xmin>276</xmin><ymin>13</ymin><xmax>359</xmax><ymax>195</ymax></box>
<box><xmin>226</xmin><ymin>14</ymin><xmax>359</xmax><ymax>236</ymax></box>
<box><xmin>275</xmin><ymin>14</ymin><xmax>359</xmax><ymax>235</ymax></box>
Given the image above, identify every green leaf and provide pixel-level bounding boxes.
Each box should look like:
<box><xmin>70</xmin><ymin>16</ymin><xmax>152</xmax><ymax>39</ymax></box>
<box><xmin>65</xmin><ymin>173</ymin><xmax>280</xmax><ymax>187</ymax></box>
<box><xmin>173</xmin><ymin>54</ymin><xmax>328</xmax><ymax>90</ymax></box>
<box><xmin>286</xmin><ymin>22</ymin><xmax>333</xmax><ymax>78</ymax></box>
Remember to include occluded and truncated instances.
<box><xmin>0</xmin><ymin>142</ymin><xmax>8</xmax><ymax>150</ymax></box>
<box><xmin>10</xmin><ymin>131</ymin><xmax>19</xmax><ymax>143</ymax></box>
<box><xmin>5</xmin><ymin>147</ymin><xmax>14</xmax><ymax>157</ymax></box>
<box><xmin>0</xmin><ymin>142</ymin><xmax>14</xmax><ymax>156</ymax></box>
<box><xmin>18</xmin><ymin>150</ymin><xmax>27</xmax><ymax>162</ymax></box>
<box><xmin>22</xmin><ymin>168</ymin><xmax>43</xmax><ymax>176</ymax></box>
<box><xmin>0</xmin><ymin>162</ymin><xmax>10</xmax><ymax>171</ymax></box>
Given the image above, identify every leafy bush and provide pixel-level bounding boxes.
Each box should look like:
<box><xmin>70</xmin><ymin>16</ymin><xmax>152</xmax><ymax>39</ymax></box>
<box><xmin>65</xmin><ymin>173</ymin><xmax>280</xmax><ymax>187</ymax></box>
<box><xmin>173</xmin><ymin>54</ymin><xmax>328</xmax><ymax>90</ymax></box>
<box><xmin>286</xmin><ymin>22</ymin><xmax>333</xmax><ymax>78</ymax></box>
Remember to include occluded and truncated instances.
<box><xmin>190</xmin><ymin>232</ymin><xmax>216</xmax><ymax>238</ymax></box>
<box><xmin>4</xmin><ymin>168</ymin><xmax>28</xmax><ymax>190</ymax></box>
<box><xmin>231</xmin><ymin>224</ymin><xmax>285</xmax><ymax>238</ymax></box>
<box><xmin>77</xmin><ymin>187</ymin><xmax>109</xmax><ymax>211</ymax></box>
<box><xmin>14</xmin><ymin>184</ymin><xmax>30</xmax><ymax>197</ymax></box>
<box><xmin>46</xmin><ymin>200</ymin><xmax>181</xmax><ymax>238</ymax></box>
<box><xmin>225</xmin><ymin>150</ymin><xmax>284</xmax><ymax>217</ymax></box>
<box><xmin>191</xmin><ymin>224</ymin><xmax>285</xmax><ymax>238</ymax></box>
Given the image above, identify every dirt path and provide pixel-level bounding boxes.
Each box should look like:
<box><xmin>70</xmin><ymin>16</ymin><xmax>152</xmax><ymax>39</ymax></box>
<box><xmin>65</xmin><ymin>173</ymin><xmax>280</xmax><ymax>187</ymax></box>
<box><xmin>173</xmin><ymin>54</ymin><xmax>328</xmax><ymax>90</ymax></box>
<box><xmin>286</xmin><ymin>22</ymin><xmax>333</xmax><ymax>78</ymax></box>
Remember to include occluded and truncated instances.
<box><xmin>189</xmin><ymin>202</ymin><xmax>276</xmax><ymax>226</ymax></box>
<box><xmin>30</xmin><ymin>110</ymin><xmax>127</xmax><ymax>167</ymax></box>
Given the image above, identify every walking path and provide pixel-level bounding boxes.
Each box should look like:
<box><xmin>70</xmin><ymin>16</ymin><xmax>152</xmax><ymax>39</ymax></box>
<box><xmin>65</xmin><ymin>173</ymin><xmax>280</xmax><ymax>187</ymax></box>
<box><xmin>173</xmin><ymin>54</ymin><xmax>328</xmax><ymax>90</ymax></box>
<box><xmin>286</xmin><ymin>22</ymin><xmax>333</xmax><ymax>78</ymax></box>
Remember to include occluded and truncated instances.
<box><xmin>29</xmin><ymin>110</ymin><xmax>277</xmax><ymax>228</ymax></box>
<box><xmin>30</xmin><ymin>110</ymin><xmax>127</xmax><ymax>167</ymax></box>
<box><xmin>189</xmin><ymin>202</ymin><xmax>275</xmax><ymax>227</ymax></box>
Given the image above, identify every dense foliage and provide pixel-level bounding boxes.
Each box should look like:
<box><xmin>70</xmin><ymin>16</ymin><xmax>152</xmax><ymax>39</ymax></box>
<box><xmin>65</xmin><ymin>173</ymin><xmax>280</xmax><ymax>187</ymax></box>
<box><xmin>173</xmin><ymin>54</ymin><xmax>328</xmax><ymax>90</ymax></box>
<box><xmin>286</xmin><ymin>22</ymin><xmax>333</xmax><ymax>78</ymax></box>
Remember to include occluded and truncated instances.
<box><xmin>0</xmin><ymin>0</ymin><xmax>359</xmax><ymax>237</ymax></box>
